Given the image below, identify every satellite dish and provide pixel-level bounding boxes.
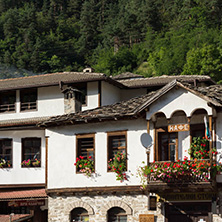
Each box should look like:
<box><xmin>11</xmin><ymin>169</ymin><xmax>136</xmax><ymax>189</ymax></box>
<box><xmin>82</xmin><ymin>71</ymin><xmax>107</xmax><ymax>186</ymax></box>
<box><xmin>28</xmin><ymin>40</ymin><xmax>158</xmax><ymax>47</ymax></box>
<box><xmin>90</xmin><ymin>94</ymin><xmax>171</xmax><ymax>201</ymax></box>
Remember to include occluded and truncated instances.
<box><xmin>140</xmin><ymin>133</ymin><xmax>153</xmax><ymax>149</ymax></box>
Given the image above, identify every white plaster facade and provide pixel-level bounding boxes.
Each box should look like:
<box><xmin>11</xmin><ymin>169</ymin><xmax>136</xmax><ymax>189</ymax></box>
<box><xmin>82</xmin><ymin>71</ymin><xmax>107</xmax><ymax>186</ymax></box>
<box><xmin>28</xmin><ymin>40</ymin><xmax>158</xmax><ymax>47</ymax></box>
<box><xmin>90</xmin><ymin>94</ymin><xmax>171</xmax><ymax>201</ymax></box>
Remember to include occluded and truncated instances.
<box><xmin>0</xmin><ymin>129</ymin><xmax>45</xmax><ymax>185</ymax></box>
<box><xmin>46</xmin><ymin>119</ymin><xmax>147</xmax><ymax>189</ymax></box>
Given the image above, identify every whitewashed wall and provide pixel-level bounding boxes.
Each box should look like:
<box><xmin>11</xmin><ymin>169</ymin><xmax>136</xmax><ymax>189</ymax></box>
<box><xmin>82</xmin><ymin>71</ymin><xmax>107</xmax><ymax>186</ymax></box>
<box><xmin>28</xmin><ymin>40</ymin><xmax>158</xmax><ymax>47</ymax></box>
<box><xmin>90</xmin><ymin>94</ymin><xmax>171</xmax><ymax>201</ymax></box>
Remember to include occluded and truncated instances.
<box><xmin>146</xmin><ymin>87</ymin><xmax>213</xmax><ymax>120</ymax></box>
<box><xmin>82</xmin><ymin>82</ymin><xmax>99</xmax><ymax>111</ymax></box>
<box><xmin>101</xmin><ymin>81</ymin><xmax>120</xmax><ymax>106</ymax></box>
<box><xmin>0</xmin><ymin>86</ymin><xmax>64</xmax><ymax>120</ymax></box>
<box><xmin>0</xmin><ymin>130</ymin><xmax>45</xmax><ymax>185</ymax></box>
<box><xmin>46</xmin><ymin>119</ymin><xmax>147</xmax><ymax>189</ymax></box>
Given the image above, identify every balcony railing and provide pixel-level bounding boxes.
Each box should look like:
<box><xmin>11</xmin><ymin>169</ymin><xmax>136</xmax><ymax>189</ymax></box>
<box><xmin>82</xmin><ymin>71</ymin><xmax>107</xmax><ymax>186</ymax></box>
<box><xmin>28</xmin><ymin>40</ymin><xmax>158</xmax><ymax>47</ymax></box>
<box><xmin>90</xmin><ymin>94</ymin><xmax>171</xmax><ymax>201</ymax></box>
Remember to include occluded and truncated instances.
<box><xmin>147</xmin><ymin>159</ymin><xmax>211</xmax><ymax>184</ymax></box>
<box><xmin>20</xmin><ymin>102</ymin><xmax>37</xmax><ymax>111</ymax></box>
<box><xmin>0</xmin><ymin>103</ymin><xmax>15</xmax><ymax>112</ymax></box>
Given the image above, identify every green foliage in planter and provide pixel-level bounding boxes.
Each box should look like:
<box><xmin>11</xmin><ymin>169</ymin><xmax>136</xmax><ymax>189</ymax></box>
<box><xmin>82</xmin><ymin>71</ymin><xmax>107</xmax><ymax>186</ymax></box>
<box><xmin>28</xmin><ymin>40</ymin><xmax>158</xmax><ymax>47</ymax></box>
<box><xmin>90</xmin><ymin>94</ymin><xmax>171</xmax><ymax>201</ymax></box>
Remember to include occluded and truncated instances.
<box><xmin>108</xmin><ymin>152</ymin><xmax>127</xmax><ymax>182</ymax></box>
<box><xmin>74</xmin><ymin>156</ymin><xmax>94</xmax><ymax>177</ymax></box>
<box><xmin>189</xmin><ymin>137</ymin><xmax>210</xmax><ymax>159</ymax></box>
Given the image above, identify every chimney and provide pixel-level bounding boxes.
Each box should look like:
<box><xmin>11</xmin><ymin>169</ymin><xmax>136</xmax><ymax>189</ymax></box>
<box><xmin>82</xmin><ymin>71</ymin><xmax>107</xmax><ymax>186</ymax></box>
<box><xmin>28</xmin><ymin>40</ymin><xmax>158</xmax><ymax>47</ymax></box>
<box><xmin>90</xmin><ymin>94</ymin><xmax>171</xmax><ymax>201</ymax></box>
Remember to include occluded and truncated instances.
<box><xmin>62</xmin><ymin>87</ymin><xmax>83</xmax><ymax>114</ymax></box>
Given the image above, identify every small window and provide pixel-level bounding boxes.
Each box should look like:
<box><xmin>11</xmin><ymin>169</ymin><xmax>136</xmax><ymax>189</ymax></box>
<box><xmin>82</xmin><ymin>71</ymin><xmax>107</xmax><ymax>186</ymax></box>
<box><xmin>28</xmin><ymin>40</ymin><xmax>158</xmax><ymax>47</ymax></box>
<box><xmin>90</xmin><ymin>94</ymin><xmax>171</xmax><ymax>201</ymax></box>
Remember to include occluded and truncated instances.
<box><xmin>0</xmin><ymin>139</ymin><xmax>12</xmax><ymax>168</ymax></box>
<box><xmin>0</xmin><ymin>91</ymin><xmax>16</xmax><ymax>113</ymax></box>
<box><xmin>20</xmin><ymin>88</ymin><xmax>37</xmax><ymax>111</ymax></box>
<box><xmin>21</xmin><ymin>138</ymin><xmax>41</xmax><ymax>167</ymax></box>
<box><xmin>107</xmin><ymin>131</ymin><xmax>127</xmax><ymax>171</ymax></box>
<box><xmin>108</xmin><ymin>207</ymin><xmax>127</xmax><ymax>222</ymax></box>
<box><xmin>76</xmin><ymin>134</ymin><xmax>95</xmax><ymax>172</ymax></box>
<box><xmin>71</xmin><ymin>207</ymin><xmax>89</xmax><ymax>222</ymax></box>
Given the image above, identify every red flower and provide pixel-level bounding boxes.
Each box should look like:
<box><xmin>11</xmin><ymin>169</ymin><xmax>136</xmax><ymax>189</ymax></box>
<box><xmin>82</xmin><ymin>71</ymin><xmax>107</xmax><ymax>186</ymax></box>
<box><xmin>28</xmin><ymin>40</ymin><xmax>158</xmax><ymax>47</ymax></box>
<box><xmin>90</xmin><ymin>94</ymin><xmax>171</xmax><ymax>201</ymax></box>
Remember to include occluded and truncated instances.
<box><xmin>74</xmin><ymin>163</ymin><xmax>76</xmax><ymax>166</ymax></box>
<box><xmin>84</xmin><ymin>163</ymin><xmax>88</xmax><ymax>166</ymax></box>
<box><xmin>89</xmin><ymin>156</ymin><xmax>92</xmax><ymax>159</ymax></box>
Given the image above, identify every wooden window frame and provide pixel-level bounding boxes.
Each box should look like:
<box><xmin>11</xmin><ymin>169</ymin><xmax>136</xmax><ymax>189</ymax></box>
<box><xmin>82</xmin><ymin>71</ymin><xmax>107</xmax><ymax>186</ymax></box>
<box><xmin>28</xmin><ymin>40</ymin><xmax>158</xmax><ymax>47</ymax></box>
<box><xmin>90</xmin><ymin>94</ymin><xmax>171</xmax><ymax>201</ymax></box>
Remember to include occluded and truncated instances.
<box><xmin>107</xmin><ymin>130</ymin><xmax>127</xmax><ymax>172</ymax></box>
<box><xmin>0</xmin><ymin>139</ymin><xmax>13</xmax><ymax>168</ymax></box>
<box><xmin>76</xmin><ymin>133</ymin><xmax>95</xmax><ymax>174</ymax></box>
<box><xmin>155</xmin><ymin>128</ymin><xmax>178</xmax><ymax>161</ymax></box>
<box><xmin>20</xmin><ymin>88</ymin><xmax>37</xmax><ymax>112</ymax></box>
<box><xmin>0</xmin><ymin>91</ymin><xmax>16</xmax><ymax>113</ymax></box>
<box><xmin>21</xmin><ymin>138</ymin><xmax>41</xmax><ymax>168</ymax></box>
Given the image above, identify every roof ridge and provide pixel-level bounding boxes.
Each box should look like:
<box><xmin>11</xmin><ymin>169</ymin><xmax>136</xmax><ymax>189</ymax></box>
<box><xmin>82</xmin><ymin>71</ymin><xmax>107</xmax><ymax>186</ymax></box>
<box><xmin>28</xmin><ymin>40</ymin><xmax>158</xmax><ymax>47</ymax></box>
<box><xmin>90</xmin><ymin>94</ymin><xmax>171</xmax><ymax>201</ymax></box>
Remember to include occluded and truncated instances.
<box><xmin>0</xmin><ymin>72</ymin><xmax>105</xmax><ymax>82</ymax></box>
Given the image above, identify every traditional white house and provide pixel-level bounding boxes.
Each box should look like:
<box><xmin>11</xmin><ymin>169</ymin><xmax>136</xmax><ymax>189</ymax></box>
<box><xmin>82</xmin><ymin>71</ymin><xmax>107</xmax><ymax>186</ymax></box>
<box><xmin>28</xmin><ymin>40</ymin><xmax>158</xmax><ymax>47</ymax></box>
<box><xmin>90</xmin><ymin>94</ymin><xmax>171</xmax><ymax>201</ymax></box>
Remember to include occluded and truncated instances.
<box><xmin>0</xmin><ymin>71</ymin><xmax>218</xmax><ymax>222</ymax></box>
<box><xmin>39</xmin><ymin>78</ymin><xmax>222</xmax><ymax>222</ymax></box>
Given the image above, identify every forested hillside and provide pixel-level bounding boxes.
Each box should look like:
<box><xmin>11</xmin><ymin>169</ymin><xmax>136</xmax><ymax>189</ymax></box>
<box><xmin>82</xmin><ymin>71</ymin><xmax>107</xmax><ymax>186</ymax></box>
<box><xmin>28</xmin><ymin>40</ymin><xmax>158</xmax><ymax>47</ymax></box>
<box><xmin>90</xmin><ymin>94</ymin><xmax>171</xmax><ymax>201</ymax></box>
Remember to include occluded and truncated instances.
<box><xmin>0</xmin><ymin>0</ymin><xmax>222</xmax><ymax>82</ymax></box>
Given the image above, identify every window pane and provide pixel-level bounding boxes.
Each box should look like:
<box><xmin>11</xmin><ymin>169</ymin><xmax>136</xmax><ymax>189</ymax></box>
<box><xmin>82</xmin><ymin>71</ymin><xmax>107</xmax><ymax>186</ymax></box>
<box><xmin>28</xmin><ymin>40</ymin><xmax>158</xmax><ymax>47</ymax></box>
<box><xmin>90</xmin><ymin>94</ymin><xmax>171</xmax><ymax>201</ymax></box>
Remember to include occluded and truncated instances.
<box><xmin>22</xmin><ymin>138</ymin><xmax>41</xmax><ymax>163</ymax></box>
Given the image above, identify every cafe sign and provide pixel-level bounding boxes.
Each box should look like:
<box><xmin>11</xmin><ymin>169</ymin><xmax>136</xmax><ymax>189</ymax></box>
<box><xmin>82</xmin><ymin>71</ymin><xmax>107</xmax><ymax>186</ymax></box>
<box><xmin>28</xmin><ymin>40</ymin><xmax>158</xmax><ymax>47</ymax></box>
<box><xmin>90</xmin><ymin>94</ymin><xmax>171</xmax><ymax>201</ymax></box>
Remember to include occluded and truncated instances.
<box><xmin>168</xmin><ymin>124</ymin><xmax>190</xmax><ymax>132</ymax></box>
<box><xmin>8</xmin><ymin>200</ymin><xmax>45</xmax><ymax>207</ymax></box>
<box><xmin>158</xmin><ymin>192</ymin><xmax>216</xmax><ymax>202</ymax></box>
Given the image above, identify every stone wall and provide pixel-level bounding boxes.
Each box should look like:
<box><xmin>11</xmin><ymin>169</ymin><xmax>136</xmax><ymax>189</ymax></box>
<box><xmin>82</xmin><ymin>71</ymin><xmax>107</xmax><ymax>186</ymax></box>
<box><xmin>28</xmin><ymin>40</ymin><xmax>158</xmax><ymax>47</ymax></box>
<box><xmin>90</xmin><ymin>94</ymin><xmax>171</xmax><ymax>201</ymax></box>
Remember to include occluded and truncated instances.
<box><xmin>48</xmin><ymin>193</ymin><xmax>164</xmax><ymax>222</ymax></box>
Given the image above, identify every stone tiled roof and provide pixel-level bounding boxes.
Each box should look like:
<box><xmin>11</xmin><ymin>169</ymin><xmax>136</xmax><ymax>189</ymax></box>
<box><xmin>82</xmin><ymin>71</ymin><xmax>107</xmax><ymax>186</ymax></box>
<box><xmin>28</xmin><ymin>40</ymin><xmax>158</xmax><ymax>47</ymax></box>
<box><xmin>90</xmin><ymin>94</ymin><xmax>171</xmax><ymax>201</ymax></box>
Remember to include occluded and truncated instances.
<box><xmin>112</xmin><ymin>72</ymin><xmax>144</xmax><ymax>80</ymax></box>
<box><xmin>117</xmin><ymin>75</ymin><xmax>215</xmax><ymax>88</ymax></box>
<box><xmin>0</xmin><ymin>72</ymin><xmax>124</xmax><ymax>91</ymax></box>
<box><xmin>38</xmin><ymin>80</ymin><xmax>222</xmax><ymax>127</ymax></box>
<box><xmin>0</xmin><ymin>116</ymin><xmax>51</xmax><ymax>129</ymax></box>
<box><xmin>182</xmin><ymin>83</ymin><xmax>222</xmax><ymax>107</ymax></box>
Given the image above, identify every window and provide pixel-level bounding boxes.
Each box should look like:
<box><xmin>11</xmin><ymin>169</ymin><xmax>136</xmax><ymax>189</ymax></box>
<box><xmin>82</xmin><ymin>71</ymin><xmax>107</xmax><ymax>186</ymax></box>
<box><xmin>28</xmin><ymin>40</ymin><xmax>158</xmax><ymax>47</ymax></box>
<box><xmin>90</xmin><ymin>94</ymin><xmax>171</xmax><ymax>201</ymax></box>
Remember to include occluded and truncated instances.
<box><xmin>76</xmin><ymin>134</ymin><xmax>95</xmax><ymax>172</ymax></box>
<box><xmin>0</xmin><ymin>139</ymin><xmax>12</xmax><ymax>167</ymax></box>
<box><xmin>107</xmin><ymin>131</ymin><xmax>127</xmax><ymax>170</ymax></box>
<box><xmin>20</xmin><ymin>88</ymin><xmax>37</xmax><ymax>111</ymax></box>
<box><xmin>108</xmin><ymin>207</ymin><xmax>127</xmax><ymax>222</ymax></box>
<box><xmin>0</xmin><ymin>91</ymin><xmax>16</xmax><ymax>113</ymax></box>
<box><xmin>22</xmin><ymin>138</ymin><xmax>41</xmax><ymax>167</ymax></box>
<box><xmin>70</xmin><ymin>207</ymin><xmax>89</xmax><ymax>222</ymax></box>
<box><xmin>157</xmin><ymin>132</ymin><xmax>178</xmax><ymax>161</ymax></box>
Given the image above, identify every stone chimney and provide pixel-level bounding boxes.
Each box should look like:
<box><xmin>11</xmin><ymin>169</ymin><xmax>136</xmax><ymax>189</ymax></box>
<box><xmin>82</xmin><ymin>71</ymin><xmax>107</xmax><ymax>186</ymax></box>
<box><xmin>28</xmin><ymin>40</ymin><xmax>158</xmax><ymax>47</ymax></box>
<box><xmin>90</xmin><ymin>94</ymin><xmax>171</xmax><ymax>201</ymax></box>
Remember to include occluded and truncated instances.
<box><xmin>62</xmin><ymin>87</ymin><xmax>83</xmax><ymax>114</ymax></box>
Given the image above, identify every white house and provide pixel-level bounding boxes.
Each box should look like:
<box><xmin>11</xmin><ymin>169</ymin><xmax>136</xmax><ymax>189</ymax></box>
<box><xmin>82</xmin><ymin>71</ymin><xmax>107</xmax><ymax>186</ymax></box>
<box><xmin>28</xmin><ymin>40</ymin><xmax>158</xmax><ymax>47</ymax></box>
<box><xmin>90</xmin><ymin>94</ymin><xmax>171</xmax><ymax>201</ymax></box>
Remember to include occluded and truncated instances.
<box><xmin>39</xmin><ymin>78</ymin><xmax>222</xmax><ymax>222</ymax></box>
<box><xmin>0</xmin><ymin>71</ymin><xmax>218</xmax><ymax>222</ymax></box>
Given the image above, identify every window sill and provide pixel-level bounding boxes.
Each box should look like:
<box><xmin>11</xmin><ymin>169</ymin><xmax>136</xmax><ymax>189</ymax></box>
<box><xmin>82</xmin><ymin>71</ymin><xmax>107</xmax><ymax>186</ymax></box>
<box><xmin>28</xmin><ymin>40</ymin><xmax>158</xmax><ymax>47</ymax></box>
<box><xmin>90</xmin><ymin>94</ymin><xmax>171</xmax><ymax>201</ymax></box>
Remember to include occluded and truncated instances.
<box><xmin>0</xmin><ymin>166</ymin><xmax>12</xmax><ymax>169</ymax></box>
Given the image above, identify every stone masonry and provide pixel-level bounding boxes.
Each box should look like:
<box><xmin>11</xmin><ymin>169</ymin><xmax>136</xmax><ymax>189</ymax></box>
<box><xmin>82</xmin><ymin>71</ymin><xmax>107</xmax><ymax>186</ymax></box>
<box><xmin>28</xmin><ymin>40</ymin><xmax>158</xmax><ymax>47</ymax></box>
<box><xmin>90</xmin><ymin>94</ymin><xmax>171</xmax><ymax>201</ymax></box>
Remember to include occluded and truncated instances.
<box><xmin>48</xmin><ymin>193</ymin><xmax>164</xmax><ymax>222</ymax></box>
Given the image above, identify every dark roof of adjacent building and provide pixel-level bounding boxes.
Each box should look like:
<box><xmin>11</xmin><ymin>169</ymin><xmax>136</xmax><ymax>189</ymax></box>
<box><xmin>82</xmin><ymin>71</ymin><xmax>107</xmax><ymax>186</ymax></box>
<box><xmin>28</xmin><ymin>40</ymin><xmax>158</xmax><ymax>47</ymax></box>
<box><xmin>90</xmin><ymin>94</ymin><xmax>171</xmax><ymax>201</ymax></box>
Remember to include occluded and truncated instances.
<box><xmin>38</xmin><ymin>80</ymin><xmax>222</xmax><ymax>127</ymax></box>
<box><xmin>0</xmin><ymin>72</ymin><xmax>125</xmax><ymax>91</ymax></box>
<box><xmin>0</xmin><ymin>71</ymin><xmax>215</xmax><ymax>92</ymax></box>
<box><xmin>117</xmin><ymin>75</ymin><xmax>215</xmax><ymax>88</ymax></box>
<box><xmin>112</xmin><ymin>72</ymin><xmax>144</xmax><ymax>80</ymax></box>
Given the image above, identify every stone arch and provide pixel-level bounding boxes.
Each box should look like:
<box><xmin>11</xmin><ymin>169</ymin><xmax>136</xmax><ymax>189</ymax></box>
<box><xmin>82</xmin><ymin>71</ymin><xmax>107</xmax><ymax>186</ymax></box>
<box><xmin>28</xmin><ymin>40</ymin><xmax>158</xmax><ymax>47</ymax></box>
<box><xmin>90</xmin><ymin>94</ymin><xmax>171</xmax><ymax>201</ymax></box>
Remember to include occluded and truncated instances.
<box><xmin>68</xmin><ymin>201</ymin><xmax>94</xmax><ymax>215</ymax></box>
<box><xmin>101</xmin><ymin>200</ymin><xmax>132</xmax><ymax>215</ymax></box>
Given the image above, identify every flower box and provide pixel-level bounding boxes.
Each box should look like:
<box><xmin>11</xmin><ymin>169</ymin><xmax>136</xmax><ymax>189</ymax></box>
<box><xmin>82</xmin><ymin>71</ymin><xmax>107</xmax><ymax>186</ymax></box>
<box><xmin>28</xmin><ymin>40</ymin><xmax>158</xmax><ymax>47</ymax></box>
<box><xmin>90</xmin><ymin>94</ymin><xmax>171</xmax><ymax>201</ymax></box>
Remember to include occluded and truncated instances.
<box><xmin>21</xmin><ymin>159</ymin><xmax>41</xmax><ymax>168</ymax></box>
<box><xmin>0</xmin><ymin>159</ymin><xmax>11</xmax><ymax>168</ymax></box>
<box><xmin>74</xmin><ymin>156</ymin><xmax>94</xmax><ymax>177</ymax></box>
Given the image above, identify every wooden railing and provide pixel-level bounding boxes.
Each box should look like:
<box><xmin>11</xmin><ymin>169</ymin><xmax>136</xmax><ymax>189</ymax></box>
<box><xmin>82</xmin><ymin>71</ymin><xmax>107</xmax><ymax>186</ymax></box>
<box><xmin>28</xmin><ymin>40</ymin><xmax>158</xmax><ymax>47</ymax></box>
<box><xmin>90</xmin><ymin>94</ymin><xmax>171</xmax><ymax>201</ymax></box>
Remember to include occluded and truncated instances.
<box><xmin>0</xmin><ymin>103</ymin><xmax>15</xmax><ymax>112</ymax></box>
<box><xmin>147</xmin><ymin>159</ymin><xmax>211</xmax><ymax>184</ymax></box>
<box><xmin>20</xmin><ymin>102</ymin><xmax>37</xmax><ymax>111</ymax></box>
